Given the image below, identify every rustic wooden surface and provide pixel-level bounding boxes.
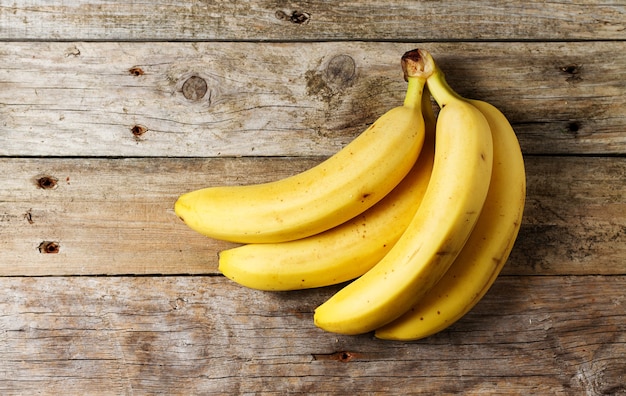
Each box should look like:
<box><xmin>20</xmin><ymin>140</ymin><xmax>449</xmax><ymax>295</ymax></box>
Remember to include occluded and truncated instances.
<box><xmin>1</xmin><ymin>1</ymin><xmax>625</xmax><ymax>394</ymax></box>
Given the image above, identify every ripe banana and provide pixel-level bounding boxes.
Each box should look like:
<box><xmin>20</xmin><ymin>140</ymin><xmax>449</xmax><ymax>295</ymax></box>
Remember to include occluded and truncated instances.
<box><xmin>375</xmin><ymin>97</ymin><xmax>526</xmax><ymax>341</ymax></box>
<box><xmin>174</xmin><ymin>53</ymin><xmax>428</xmax><ymax>244</ymax></box>
<box><xmin>218</xmin><ymin>88</ymin><xmax>436</xmax><ymax>291</ymax></box>
<box><xmin>313</xmin><ymin>49</ymin><xmax>493</xmax><ymax>335</ymax></box>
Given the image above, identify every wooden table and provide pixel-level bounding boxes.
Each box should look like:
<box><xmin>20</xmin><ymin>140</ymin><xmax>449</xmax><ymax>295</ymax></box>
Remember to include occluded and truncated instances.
<box><xmin>1</xmin><ymin>2</ymin><xmax>625</xmax><ymax>394</ymax></box>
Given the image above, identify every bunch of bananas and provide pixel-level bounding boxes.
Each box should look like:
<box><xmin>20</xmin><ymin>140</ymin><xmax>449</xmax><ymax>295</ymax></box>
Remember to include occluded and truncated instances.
<box><xmin>175</xmin><ymin>49</ymin><xmax>526</xmax><ymax>340</ymax></box>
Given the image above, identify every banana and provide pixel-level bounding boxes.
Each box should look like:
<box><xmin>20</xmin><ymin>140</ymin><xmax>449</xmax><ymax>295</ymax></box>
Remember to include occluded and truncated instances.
<box><xmin>174</xmin><ymin>52</ymin><xmax>428</xmax><ymax>244</ymax></box>
<box><xmin>375</xmin><ymin>98</ymin><xmax>526</xmax><ymax>341</ymax></box>
<box><xmin>218</xmin><ymin>89</ymin><xmax>436</xmax><ymax>291</ymax></box>
<box><xmin>313</xmin><ymin>49</ymin><xmax>493</xmax><ymax>335</ymax></box>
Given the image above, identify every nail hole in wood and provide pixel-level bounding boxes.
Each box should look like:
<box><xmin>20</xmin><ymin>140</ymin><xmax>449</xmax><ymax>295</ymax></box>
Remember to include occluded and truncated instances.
<box><xmin>36</xmin><ymin>176</ymin><xmax>58</xmax><ymax>190</ymax></box>
<box><xmin>129</xmin><ymin>66</ymin><xmax>145</xmax><ymax>76</ymax></box>
<box><xmin>567</xmin><ymin>121</ymin><xmax>582</xmax><ymax>135</ymax></box>
<box><xmin>38</xmin><ymin>241</ymin><xmax>60</xmax><ymax>254</ymax></box>
<box><xmin>560</xmin><ymin>64</ymin><xmax>581</xmax><ymax>74</ymax></box>
<box><xmin>131</xmin><ymin>125</ymin><xmax>148</xmax><ymax>137</ymax></box>
<box><xmin>338</xmin><ymin>352</ymin><xmax>353</xmax><ymax>362</ymax></box>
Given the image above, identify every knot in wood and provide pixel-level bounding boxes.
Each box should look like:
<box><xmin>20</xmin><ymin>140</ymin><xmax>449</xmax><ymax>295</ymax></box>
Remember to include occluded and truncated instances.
<box><xmin>275</xmin><ymin>10</ymin><xmax>311</xmax><ymax>25</ymax></box>
<box><xmin>182</xmin><ymin>76</ymin><xmax>208</xmax><ymax>101</ymax></box>
<box><xmin>560</xmin><ymin>64</ymin><xmax>581</xmax><ymax>74</ymax></box>
<box><xmin>560</xmin><ymin>63</ymin><xmax>583</xmax><ymax>83</ymax></box>
<box><xmin>325</xmin><ymin>54</ymin><xmax>356</xmax><ymax>87</ymax></box>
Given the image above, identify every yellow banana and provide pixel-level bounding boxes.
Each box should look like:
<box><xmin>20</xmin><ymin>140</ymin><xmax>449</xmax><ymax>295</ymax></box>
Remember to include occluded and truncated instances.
<box><xmin>313</xmin><ymin>49</ymin><xmax>493</xmax><ymax>335</ymax></box>
<box><xmin>174</xmin><ymin>52</ymin><xmax>428</xmax><ymax>243</ymax></box>
<box><xmin>375</xmin><ymin>98</ymin><xmax>526</xmax><ymax>341</ymax></box>
<box><xmin>218</xmin><ymin>89</ymin><xmax>436</xmax><ymax>291</ymax></box>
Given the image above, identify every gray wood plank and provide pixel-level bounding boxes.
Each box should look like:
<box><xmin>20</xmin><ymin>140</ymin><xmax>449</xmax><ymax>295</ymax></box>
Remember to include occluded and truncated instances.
<box><xmin>1</xmin><ymin>42</ymin><xmax>625</xmax><ymax>157</ymax></box>
<box><xmin>0</xmin><ymin>1</ymin><xmax>624</xmax><ymax>41</ymax></box>
<box><xmin>0</xmin><ymin>156</ymin><xmax>624</xmax><ymax>276</ymax></box>
<box><xmin>0</xmin><ymin>275</ymin><xmax>623</xmax><ymax>394</ymax></box>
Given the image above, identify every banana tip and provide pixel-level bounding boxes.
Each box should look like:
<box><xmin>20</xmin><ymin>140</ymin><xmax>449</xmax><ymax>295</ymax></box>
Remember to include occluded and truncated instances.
<box><xmin>173</xmin><ymin>195</ymin><xmax>191</xmax><ymax>221</ymax></box>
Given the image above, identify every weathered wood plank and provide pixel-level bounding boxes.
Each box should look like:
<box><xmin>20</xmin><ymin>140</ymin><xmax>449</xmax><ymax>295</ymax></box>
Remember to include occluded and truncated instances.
<box><xmin>1</xmin><ymin>41</ymin><xmax>625</xmax><ymax>157</ymax></box>
<box><xmin>0</xmin><ymin>1</ymin><xmax>622</xmax><ymax>394</ymax></box>
<box><xmin>0</xmin><ymin>275</ymin><xmax>623</xmax><ymax>394</ymax></box>
<box><xmin>1</xmin><ymin>156</ymin><xmax>624</xmax><ymax>276</ymax></box>
<box><xmin>0</xmin><ymin>156</ymin><xmax>319</xmax><ymax>276</ymax></box>
<box><xmin>0</xmin><ymin>0</ymin><xmax>624</xmax><ymax>41</ymax></box>
<box><xmin>511</xmin><ymin>156</ymin><xmax>626</xmax><ymax>276</ymax></box>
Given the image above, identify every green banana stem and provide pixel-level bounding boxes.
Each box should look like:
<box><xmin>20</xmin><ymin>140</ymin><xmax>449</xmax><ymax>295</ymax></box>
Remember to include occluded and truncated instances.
<box><xmin>401</xmin><ymin>49</ymin><xmax>432</xmax><ymax>109</ymax></box>
<box><xmin>403</xmin><ymin>76</ymin><xmax>426</xmax><ymax>109</ymax></box>
<box><xmin>427</xmin><ymin>72</ymin><xmax>464</xmax><ymax>107</ymax></box>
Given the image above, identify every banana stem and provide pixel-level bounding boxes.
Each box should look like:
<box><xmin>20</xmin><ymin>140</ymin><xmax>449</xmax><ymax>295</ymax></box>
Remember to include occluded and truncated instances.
<box><xmin>415</xmin><ymin>49</ymin><xmax>465</xmax><ymax>107</ymax></box>
<box><xmin>401</xmin><ymin>48</ymin><xmax>463</xmax><ymax>108</ymax></box>
<box><xmin>426</xmin><ymin>71</ymin><xmax>464</xmax><ymax>108</ymax></box>
<box><xmin>403</xmin><ymin>76</ymin><xmax>426</xmax><ymax>109</ymax></box>
<box><xmin>401</xmin><ymin>49</ymin><xmax>432</xmax><ymax>109</ymax></box>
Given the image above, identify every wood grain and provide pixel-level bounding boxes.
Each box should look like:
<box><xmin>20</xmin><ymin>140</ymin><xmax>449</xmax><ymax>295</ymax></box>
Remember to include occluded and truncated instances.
<box><xmin>1</xmin><ymin>156</ymin><xmax>624</xmax><ymax>276</ymax></box>
<box><xmin>0</xmin><ymin>275</ymin><xmax>623</xmax><ymax>395</ymax></box>
<box><xmin>0</xmin><ymin>0</ymin><xmax>624</xmax><ymax>41</ymax></box>
<box><xmin>1</xmin><ymin>42</ymin><xmax>625</xmax><ymax>157</ymax></box>
<box><xmin>1</xmin><ymin>1</ymin><xmax>625</xmax><ymax>393</ymax></box>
